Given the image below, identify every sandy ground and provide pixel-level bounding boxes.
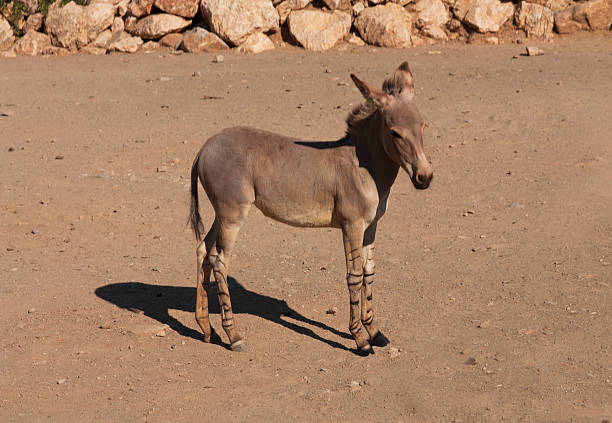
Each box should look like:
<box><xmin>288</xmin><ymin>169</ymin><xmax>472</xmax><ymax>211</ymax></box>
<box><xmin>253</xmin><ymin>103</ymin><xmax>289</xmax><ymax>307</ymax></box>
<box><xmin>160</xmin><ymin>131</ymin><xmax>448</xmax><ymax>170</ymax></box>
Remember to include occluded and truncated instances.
<box><xmin>1</xmin><ymin>34</ymin><xmax>611</xmax><ymax>422</ymax></box>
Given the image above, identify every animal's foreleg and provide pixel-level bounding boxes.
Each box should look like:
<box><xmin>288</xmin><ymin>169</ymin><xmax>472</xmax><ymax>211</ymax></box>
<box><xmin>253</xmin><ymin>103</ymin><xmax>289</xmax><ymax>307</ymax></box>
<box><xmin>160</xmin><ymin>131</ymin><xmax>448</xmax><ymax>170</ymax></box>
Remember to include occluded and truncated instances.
<box><xmin>343</xmin><ymin>224</ymin><xmax>371</xmax><ymax>355</ymax></box>
<box><xmin>361</xmin><ymin>243</ymin><xmax>389</xmax><ymax>347</ymax></box>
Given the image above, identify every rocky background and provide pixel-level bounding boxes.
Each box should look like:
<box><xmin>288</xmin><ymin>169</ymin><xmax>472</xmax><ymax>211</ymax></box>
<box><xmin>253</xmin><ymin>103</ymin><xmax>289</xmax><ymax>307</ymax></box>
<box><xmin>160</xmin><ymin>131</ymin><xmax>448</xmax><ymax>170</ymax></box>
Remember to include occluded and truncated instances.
<box><xmin>0</xmin><ymin>0</ymin><xmax>611</xmax><ymax>56</ymax></box>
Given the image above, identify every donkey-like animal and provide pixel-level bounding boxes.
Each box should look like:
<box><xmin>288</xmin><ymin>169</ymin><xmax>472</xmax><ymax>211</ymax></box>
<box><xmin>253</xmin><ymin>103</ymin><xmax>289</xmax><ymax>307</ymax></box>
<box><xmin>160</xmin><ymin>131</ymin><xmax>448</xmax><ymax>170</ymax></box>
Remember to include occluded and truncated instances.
<box><xmin>189</xmin><ymin>62</ymin><xmax>433</xmax><ymax>355</ymax></box>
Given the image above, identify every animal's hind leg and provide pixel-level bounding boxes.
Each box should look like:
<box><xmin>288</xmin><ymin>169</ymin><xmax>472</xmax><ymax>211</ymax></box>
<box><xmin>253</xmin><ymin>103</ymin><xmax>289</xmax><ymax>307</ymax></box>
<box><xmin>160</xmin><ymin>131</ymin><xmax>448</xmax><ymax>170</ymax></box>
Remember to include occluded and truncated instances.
<box><xmin>195</xmin><ymin>219</ymin><xmax>220</xmax><ymax>343</ymax></box>
<box><xmin>210</xmin><ymin>205</ymin><xmax>251</xmax><ymax>352</ymax></box>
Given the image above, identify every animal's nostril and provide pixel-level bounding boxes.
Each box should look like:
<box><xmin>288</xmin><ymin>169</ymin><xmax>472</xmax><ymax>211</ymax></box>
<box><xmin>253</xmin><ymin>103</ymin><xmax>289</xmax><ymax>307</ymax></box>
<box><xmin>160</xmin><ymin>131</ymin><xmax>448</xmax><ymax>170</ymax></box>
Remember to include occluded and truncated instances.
<box><xmin>416</xmin><ymin>173</ymin><xmax>424</xmax><ymax>184</ymax></box>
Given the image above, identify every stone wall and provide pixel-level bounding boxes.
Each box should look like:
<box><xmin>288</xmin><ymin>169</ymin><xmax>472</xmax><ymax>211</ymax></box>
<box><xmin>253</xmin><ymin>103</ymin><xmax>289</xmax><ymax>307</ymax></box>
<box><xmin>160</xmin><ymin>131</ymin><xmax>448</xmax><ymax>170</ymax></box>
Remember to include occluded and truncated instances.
<box><xmin>1</xmin><ymin>0</ymin><xmax>611</xmax><ymax>56</ymax></box>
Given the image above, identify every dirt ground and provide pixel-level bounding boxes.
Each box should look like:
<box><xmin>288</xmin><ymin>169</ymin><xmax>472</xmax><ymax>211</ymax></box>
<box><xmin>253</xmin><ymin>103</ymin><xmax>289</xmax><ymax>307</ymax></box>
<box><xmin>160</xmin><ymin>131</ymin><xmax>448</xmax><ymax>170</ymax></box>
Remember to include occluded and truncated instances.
<box><xmin>1</xmin><ymin>34</ymin><xmax>611</xmax><ymax>422</ymax></box>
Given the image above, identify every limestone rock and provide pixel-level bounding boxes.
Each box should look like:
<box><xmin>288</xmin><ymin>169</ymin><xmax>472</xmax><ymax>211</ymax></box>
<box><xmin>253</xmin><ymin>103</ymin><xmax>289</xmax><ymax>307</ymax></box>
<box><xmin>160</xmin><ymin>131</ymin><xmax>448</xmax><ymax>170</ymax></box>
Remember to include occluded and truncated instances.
<box><xmin>132</xmin><ymin>14</ymin><xmax>191</xmax><ymax>40</ymax></box>
<box><xmin>108</xmin><ymin>31</ymin><xmax>143</xmax><ymax>52</ymax></box>
<box><xmin>516</xmin><ymin>2</ymin><xmax>554</xmax><ymax>37</ymax></box>
<box><xmin>347</xmin><ymin>33</ymin><xmax>366</xmax><ymax>45</ymax></box>
<box><xmin>160</xmin><ymin>32</ymin><xmax>184</xmax><ymax>48</ymax></box>
<box><xmin>422</xmin><ymin>24</ymin><xmax>449</xmax><ymax>39</ymax></box>
<box><xmin>322</xmin><ymin>0</ymin><xmax>351</xmax><ymax>10</ymax></box>
<box><xmin>21</xmin><ymin>0</ymin><xmax>39</xmax><ymax>15</ymax></box>
<box><xmin>24</xmin><ymin>13</ymin><xmax>44</xmax><ymax>33</ymax></box>
<box><xmin>13</xmin><ymin>30</ymin><xmax>51</xmax><ymax>55</ymax></box>
<box><xmin>128</xmin><ymin>0</ymin><xmax>154</xmax><ymax>17</ymax></box>
<box><xmin>81</xmin><ymin>45</ymin><xmax>107</xmax><ymax>54</ymax></box>
<box><xmin>529</xmin><ymin>0</ymin><xmax>569</xmax><ymax>12</ymax></box>
<box><xmin>92</xmin><ymin>29</ymin><xmax>112</xmax><ymax>48</ymax></box>
<box><xmin>0</xmin><ymin>16</ymin><xmax>15</xmax><ymax>52</ymax></box>
<box><xmin>201</xmin><ymin>0</ymin><xmax>279</xmax><ymax>46</ymax></box>
<box><xmin>352</xmin><ymin>2</ymin><xmax>365</xmax><ymax>16</ymax></box>
<box><xmin>179</xmin><ymin>27</ymin><xmax>229</xmax><ymax>52</ymax></box>
<box><xmin>141</xmin><ymin>40</ymin><xmax>160</xmax><ymax>50</ymax></box>
<box><xmin>354</xmin><ymin>3</ymin><xmax>414</xmax><ymax>48</ymax></box>
<box><xmin>237</xmin><ymin>32</ymin><xmax>275</xmax><ymax>53</ymax></box>
<box><xmin>287</xmin><ymin>9</ymin><xmax>351</xmax><ymax>51</ymax></box>
<box><xmin>45</xmin><ymin>1</ymin><xmax>115</xmax><ymax>49</ymax></box>
<box><xmin>462</xmin><ymin>0</ymin><xmax>514</xmax><ymax>32</ymax></box>
<box><xmin>276</xmin><ymin>0</ymin><xmax>311</xmax><ymax>25</ymax></box>
<box><xmin>415</xmin><ymin>0</ymin><xmax>450</xmax><ymax>28</ymax></box>
<box><xmin>154</xmin><ymin>0</ymin><xmax>199</xmax><ymax>18</ymax></box>
<box><xmin>554</xmin><ymin>0</ymin><xmax>612</xmax><ymax>33</ymax></box>
<box><xmin>111</xmin><ymin>17</ymin><xmax>124</xmax><ymax>34</ymax></box>
<box><xmin>125</xmin><ymin>16</ymin><xmax>138</xmax><ymax>33</ymax></box>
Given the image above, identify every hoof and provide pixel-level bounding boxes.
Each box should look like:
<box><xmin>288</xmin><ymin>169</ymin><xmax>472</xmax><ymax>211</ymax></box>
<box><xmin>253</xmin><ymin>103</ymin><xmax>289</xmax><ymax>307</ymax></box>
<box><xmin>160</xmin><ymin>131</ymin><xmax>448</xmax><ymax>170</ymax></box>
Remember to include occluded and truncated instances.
<box><xmin>230</xmin><ymin>340</ymin><xmax>246</xmax><ymax>352</ymax></box>
<box><xmin>370</xmin><ymin>331</ymin><xmax>390</xmax><ymax>347</ymax></box>
<box><xmin>356</xmin><ymin>345</ymin><xmax>374</xmax><ymax>357</ymax></box>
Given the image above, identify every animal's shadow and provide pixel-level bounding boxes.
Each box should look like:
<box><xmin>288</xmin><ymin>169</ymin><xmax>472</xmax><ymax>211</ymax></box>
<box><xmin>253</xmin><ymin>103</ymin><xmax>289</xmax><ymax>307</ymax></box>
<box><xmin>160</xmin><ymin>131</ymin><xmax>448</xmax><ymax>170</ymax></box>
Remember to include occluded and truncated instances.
<box><xmin>95</xmin><ymin>277</ymin><xmax>351</xmax><ymax>351</ymax></box>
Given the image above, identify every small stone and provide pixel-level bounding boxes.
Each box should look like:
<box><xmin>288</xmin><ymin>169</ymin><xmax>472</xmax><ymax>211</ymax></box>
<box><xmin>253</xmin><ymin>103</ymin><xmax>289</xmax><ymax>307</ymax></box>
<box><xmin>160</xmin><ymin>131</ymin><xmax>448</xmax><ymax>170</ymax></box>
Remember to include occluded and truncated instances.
<box><xmin>57</xmin><ymin>378</ymin><xmax>66</xmax><ymax>385</ymax></box>
<box><xmin>326</xmin><ymin>306</ymin><xmax>338</xmax><ymax>315</ymax></box>
<box><xmin>348</xmin><ymin>380</ymin><xmax>361</xmax><ymax>392</ymax></box>
<box><xmin>389</xmin><ymin>346</ymin><xmax>400</xmax><ymax>358</ymax></box>
<box><xmin>8</xmin><ymin>147</ymin><xmax>15</xmax><ymax>152</ymax></box>
<box><xmin>55</xmin><ymin>155</ymin><xmax>64</xmax><ymax>160</ymax></box>
<box><xmin>477</xmin><ymin>319</ymin><xmax>491</xmax><ymax>328</ymax></box>
<box><xmin>27</xmin><ymin>308</ymin><xmax>36</xmax><ymax>313</ymax></box>
<box><xmin>192</xmin><ymin>70</ymin><xmax>201</xmax><ymax>77</ymax></box>
<box><xmin>156</xmin><ymin>329</ymin><xmax>166</xmax><ymax>337</ymax></box>
<box><xmin>485</xmin><ymin>36</ymin><xmax>498</xmax><ymax>45</ymax></box>
<box><xmin>466</xmin><ymin>210</ymin><xmax>475</xmax><ymax>214</ymax></box>
<box><xmin>465</xmin><ymin>357</ymin><xmax>477</xmax><ymax>365</ymax></box>
<box><xmin>212</xmin><ymin>54</ymin><xmax>224</xmax><ymax>63</ymax></box>
<box><xmin>526</xmin><ymin>46</ymin><xmax>544</xmax><ymax>56</ymax></box>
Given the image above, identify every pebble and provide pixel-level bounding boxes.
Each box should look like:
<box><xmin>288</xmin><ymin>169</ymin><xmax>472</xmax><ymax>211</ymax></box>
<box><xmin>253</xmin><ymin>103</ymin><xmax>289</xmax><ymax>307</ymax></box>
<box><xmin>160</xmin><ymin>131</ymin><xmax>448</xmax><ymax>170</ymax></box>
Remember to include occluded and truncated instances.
<box><xmin>526</xmin><ymin>46</ymin><xmax>544</xmax><ymax>56</ymax></box>
<box><xmin>388</xmin><ymin>347</ymin><xmax>400</xmax><ymax>358</ymax></box>
<box><xmin>326</xmin><ymin>307</ymin><xmax>338</xmax><ymax>315</ymax></box>
<box><xmin>465</xmin><ymin>357</ymin><xmax>477</xmax><ymax>365</ymax></box>
<box><xmin>348</xmin><ymin>380</ymin><xmax>361</xmax><ymax>392</ymax></box>
<box><xmin>57</xmin><ymin>378</ymin><xmax>66</xmax><ymax>385</ymax></box>
<box><xmin>55</xmin><ymin>155</ymin><xmax>64</xmax><ymax>160</ymax></box>
<box><xmin>192</xmin><ymin>70</ymin><xmax>201</xmax><ymax>77</ymax></box>
<box><xmin>8</xmin><ymin>147</ymin><xmax>14</xmax><ymax>152</ymax></box>
<box><xmin>212</xmin><ymin>55</ymin><xmax>224</xmax><ymax>63</ymax></box>
<box><xmin>477</xmin><ymin>320</ymin><xmax>491</xmax><ymax>328</ymax></box>
<box><xmin>27</xmin><ymin>308</ymin><xmax>36</xmax><ymax>314</ymax></box>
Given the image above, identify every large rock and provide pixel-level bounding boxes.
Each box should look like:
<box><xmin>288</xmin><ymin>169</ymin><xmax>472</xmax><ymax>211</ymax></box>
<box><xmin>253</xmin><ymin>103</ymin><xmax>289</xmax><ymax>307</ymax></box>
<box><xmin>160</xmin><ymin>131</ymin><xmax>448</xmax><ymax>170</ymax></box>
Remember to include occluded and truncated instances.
<box><xmin>0</xmin><ymin>16</ymin><xmax>15</xmax><ymax>52</ymax></box>
<box><xmin>154</xmin><ymin>0</ymin><xmax>199</xmax><ymax>18</ymax></box>
<box><xmin>354</xmin><ymin>3</ymin><xmax>414</xmax><ymax>48</ymax></box>
<box><xmin>276</xmin><ymin>0</ymin><xmax>311</xmax><ymax>25</ymax></box>
<box><xmin>92</xmin><ymin>29</ymin><xmax>112</xmax><ymax>48</ymax></box>
<box><xmin>415</xmin><ymin>0</ymin><xmax>451</xmax><ymax>27</ymax></box>
<box><xmin>322</xmin><ymin>0</ymin><xmax>351</xmax><ymax>9</ymax></box>
<box><xmin>131</xmin><ymin>14</ymin><xmax>191</xmax><ymax>40</ymax></box>
<box><xmin>529</xmin><ymin>0</ymin><xmax>570</xmax><ymax>12</ymax></box>
<box><xmin>128</xmin><ymin>0</ymin><xmax>154</xmax><ymax>17</ymax></box>
<box><xmin>45</xmin><ymin>1</ymin><xmax>115</xmax><ymax>49</ymax></box>
<box><xmin>201</xmin><ymin>0</ymin><xmax>279</xmax><ymax>46</ymax></box>
<box><xmin>108</xmin><ymin>31</ymin><xmax>143</xmax><ymax>52</ymax></box>
<box><xmin>13</xmin><ymin>30</ymin><xmax>51</xmax><ymax>55</ymax></box>
<box><xmin>23</xmin><ymin>13</ymin><xmax>43</xmax><ymax>33</ymax></box>
<box><xmin>179</xmin><ymin>27</ymin><xmax>229</xmax><ymax>52</ymax></box>
<box><xmin>237</xmin><ymin>32</ymin><xmax>275</xmax><ymax>53</ymax></box>
<box><xmin>287</xmin><ymin>9</ymin><xmax>351</xmax><ymax>51</ymax></box>
<box><xmin>554</xmin><ymin>0</ymin><xmax>612</xmax><ymax>33</ymax></box>
<box><xmin>516</xmin><ymin>2</ymin><xmax>554</xmax><ymax>37</ymax></box>
<box><xmin>462</xmin><ymin>0</ymin><xmax>514</xmax><ymax>32</ymax></box>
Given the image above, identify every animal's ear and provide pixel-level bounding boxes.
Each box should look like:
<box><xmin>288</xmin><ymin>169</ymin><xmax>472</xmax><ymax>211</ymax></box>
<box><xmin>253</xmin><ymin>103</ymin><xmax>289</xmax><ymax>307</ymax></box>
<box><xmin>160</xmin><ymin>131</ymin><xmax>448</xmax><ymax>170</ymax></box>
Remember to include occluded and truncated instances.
<box><xmin>350</xmin><ymin>74</ymin><xmax>389</xmax><ymax>108</ymax></box>
<box><xmin>383</xmin><ymin>61</ymin><xmax>415</xmax><ymax>101</ymax></box>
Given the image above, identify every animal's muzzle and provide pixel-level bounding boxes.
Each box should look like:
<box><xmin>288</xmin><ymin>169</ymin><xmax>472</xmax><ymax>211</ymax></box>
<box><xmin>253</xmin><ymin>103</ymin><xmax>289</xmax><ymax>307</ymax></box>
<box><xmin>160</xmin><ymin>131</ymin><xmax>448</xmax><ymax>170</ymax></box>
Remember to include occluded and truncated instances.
<box><xmin>412</xmin><ymin>169</ymin><xmax>433</xmax><ymax>190</ymax></box>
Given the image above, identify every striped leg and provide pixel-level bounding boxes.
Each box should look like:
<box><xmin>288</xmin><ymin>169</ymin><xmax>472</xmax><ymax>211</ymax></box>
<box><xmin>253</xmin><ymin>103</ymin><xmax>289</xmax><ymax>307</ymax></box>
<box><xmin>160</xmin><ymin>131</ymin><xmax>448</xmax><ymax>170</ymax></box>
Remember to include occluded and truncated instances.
<box><xmin>361</xmin><ymin>241</ymin><xmax>389</xmax><ymax>347</ymax></box>
<box><xmin>195</xmin><ymin>220</ymin><xmax>219</xmax><ymax>343</ymax></box>
<box><xmin>342</xmin><ymin>222</ymin><xmax>372</xmax><ymax>355</ymax></box>
<box><xmin>210</xmin><ymin>209</ymin><xmax>250</xmax><ymax>352</ymax></box>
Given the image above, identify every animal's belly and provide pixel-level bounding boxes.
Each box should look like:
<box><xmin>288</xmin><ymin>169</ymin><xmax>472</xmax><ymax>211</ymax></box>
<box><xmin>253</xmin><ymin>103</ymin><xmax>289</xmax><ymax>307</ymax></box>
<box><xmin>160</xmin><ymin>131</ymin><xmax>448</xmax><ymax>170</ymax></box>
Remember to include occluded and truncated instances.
<box><xmin>254</xmin><ymin>198</ymin><xmax>335</xmax><ymax>228</ymax></box>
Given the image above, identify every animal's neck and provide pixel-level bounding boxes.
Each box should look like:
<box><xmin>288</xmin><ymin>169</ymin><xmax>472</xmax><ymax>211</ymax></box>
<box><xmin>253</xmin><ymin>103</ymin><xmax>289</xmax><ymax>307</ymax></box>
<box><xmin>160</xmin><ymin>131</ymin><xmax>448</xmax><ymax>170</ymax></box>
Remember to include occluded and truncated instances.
<box><xmin>348</xmin><ymin>111</ymin><xmax>399</xmax><ymax>195</ymax></box>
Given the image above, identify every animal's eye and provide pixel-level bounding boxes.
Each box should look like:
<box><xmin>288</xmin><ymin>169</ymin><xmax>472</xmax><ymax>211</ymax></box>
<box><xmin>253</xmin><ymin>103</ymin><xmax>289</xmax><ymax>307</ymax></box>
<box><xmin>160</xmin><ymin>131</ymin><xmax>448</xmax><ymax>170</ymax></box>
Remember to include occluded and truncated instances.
<box><xmin>390</xmin><ymin>130</ymin><xmax>401</xmax><ymax>139</ymax></box>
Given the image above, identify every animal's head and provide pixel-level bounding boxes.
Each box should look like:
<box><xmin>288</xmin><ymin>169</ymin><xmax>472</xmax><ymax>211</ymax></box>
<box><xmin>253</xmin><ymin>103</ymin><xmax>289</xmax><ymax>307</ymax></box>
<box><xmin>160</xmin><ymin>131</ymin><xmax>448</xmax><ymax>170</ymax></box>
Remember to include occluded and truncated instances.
<box><xmin>350</xmin><ymin>62</ymin><xmax>433</xmax><ymax>190</ymax></box>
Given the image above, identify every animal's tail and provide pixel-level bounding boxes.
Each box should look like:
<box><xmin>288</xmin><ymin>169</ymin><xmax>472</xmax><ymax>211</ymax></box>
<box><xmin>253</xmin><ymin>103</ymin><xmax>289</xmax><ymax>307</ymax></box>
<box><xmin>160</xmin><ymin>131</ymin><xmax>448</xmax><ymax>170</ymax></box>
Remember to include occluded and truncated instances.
<box><xmin>189</xmin><ymin>153</ymin><xmax>204</xmax><ymax>241</ymax></box>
